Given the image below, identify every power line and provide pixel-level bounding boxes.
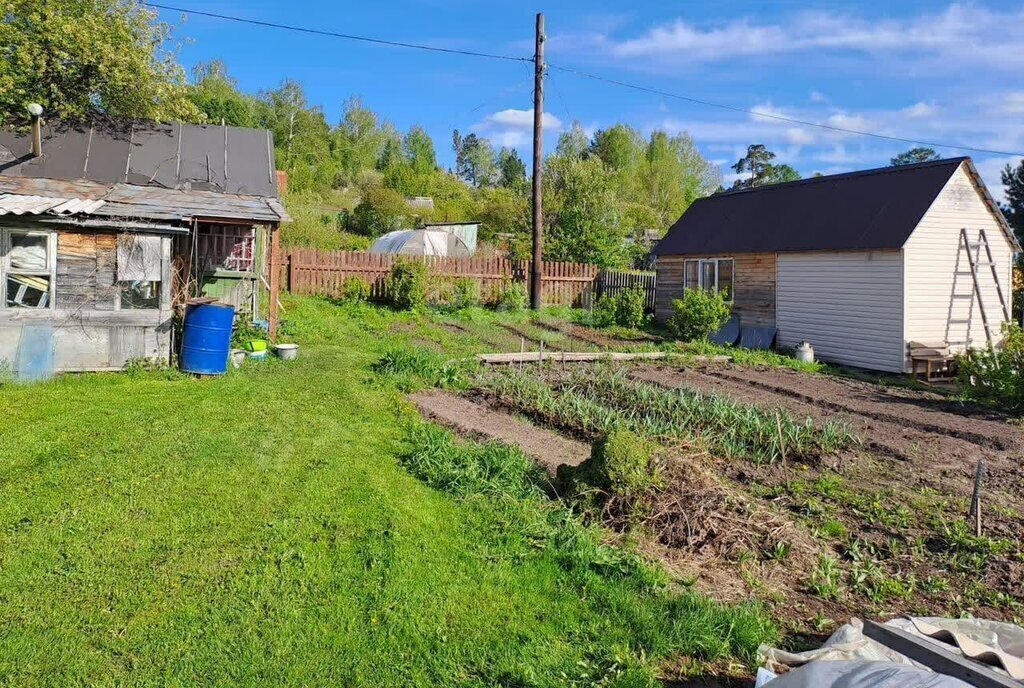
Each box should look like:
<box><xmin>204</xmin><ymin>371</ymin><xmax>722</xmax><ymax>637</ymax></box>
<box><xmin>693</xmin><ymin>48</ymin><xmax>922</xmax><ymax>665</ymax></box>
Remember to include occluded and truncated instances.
<box><xmin>143</xmin><ymin>3</ymin><xmax>531</xmax><ymax>63</ymax></box>
<box><xmin>547</xmin><ymin>63</ymin><xmax>1024</xmax><ymax>158</ymax></box>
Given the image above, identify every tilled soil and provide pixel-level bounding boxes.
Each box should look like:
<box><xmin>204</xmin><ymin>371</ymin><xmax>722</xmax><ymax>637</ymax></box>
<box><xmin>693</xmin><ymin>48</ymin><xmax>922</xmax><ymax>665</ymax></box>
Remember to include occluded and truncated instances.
<box><xmin>408</xmin><ymin>389</ymin><xmax>590</xmax><ymax>472</ymax></box>
<box><xmin>630</xmin><ymin>363</ymin><xmax>1024</xmax><ymax>504</ymax></box>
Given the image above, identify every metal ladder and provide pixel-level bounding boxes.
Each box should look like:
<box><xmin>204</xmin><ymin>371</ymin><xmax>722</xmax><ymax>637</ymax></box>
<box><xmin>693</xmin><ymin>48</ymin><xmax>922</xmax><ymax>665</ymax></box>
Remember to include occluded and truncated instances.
<box><xmin>948</xmin><ymin>228</ymin><xmax>1010</xmax><ymax>347</ymax></box>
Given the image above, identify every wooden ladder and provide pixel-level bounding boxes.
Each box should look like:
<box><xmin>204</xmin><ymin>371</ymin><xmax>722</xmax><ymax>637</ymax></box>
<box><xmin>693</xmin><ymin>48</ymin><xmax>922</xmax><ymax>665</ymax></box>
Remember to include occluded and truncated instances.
<box><xmin>949</xmin><ymin>228</ymin><xmax>1010</xmax><ymax>347</ymax></box>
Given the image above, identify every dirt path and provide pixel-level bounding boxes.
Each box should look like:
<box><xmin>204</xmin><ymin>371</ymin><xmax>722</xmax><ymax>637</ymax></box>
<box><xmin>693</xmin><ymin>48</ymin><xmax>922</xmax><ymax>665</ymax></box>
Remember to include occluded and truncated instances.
<box><xmin>408</xmin><ymin>390</ymin><xmax>590</xmax><ymax>472</ymax></box>
<box><xmin>630</xmin><ymin>363</ymin><xmax>1024</xmax><ymax>497</ymax></box>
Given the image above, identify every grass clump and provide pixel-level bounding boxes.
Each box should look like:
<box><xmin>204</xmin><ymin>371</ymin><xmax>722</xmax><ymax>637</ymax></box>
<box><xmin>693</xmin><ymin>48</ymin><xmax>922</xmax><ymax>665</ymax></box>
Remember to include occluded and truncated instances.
<box><xmin>558</xmin><ymin>429</ymin><xmax>663</xmax><ymax>524</ymax></box>
<box><xmin>373</xmin><ymin>347</ymin><xmax>470</xmax><ymax>390</ymax></box>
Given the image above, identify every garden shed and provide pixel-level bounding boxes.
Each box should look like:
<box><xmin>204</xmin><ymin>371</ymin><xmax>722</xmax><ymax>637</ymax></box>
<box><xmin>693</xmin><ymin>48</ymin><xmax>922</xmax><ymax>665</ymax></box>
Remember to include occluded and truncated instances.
<box><xmin>654</xmin><ymin>157</ymin><xmax>1019</xmax><ymax>373</ymax></box>
<box><xmin>0</xmin><ymin>116</ymin><xmax>289</xmax><ymax>373</ymax></box>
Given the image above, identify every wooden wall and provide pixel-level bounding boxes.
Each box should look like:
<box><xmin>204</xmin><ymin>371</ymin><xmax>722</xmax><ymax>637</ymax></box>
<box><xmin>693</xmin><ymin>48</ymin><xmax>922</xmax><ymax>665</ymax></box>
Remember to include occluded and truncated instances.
<box><xmin>0</xmin><ymin>227</ymin><xmax>173</xmax><ymax>373</ymax></box>
<box><xmin>655</xmin><ymin>252</ymin><xmax>777</xmax><ymax>326</ymax></box>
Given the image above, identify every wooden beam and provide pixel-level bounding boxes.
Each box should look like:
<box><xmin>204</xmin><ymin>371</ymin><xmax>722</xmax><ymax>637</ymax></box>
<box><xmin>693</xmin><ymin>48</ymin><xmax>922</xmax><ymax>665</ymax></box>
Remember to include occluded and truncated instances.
<box><xmin>268</xmin><ymin>224</ymin><xmax>281</xmax><ymax>340</ymax></box>
<box><xmin>475</xmin><ymin>351</ymin><xmax>732</xmax><ymax>364</ymax></box>
<box><xmin>862</xmin><ymin>620</ymin><xmax>1020</xmax><ymax>688</ymax></box>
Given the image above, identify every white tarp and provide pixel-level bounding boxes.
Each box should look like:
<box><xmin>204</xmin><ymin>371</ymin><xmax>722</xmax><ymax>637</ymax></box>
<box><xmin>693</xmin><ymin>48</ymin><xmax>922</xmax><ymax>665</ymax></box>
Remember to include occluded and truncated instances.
<box><xmin>116</xmin><ymin>234</ymin><xmax>162</xmax><ymax>282</ymax></box>
<box><xmin>759</xmin><ymin>617</ymin><xmax>1024</xmax><ymax>686</ymax></box>
<box><xmin>369</xmin><ymin>229</ymin><xmax>471</xmax><ymax>257</ymax></box>
<box><xmin>762</xmin><ymin>660</ymin><xmax>972</xmax><ymax>688</ymax></box>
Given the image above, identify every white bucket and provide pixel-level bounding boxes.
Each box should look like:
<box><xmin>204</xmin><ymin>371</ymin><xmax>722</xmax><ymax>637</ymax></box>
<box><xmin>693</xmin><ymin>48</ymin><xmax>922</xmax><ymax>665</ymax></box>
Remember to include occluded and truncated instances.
<box><xmin>273</xmin><ymin>343</ymin><xmax>299</xmax><ymax>361</ymax></box>
<box><xmin>795</xmin><ymin>341</ymin><xmax>814</xmax><ymax>363</ymax></box>
<box><xmin>230</xmin><ymin>349</ymin><xmax>247</xmax><ymax>368</ymax></box>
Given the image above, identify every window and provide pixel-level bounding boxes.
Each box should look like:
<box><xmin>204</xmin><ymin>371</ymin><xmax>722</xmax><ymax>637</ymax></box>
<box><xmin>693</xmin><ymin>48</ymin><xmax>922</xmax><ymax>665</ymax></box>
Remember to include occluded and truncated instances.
<box><xmin>683</xmin><ymin>258</ymin><xmax>734</xmax><ymax>301</ymax></box>
<box><xmin>2</xmin><ymin>229</ymin><xmax>55</xmax><ymax>309</ymax></box>
<box><xmin>196</xmin><ymin>224</ymin><xmax>256</xmax><ymax>273</ymax></box>
<box><xmin>116</xmin><ymin>234</ymin><xmax>163</xmax><ymax>310</ymax></box>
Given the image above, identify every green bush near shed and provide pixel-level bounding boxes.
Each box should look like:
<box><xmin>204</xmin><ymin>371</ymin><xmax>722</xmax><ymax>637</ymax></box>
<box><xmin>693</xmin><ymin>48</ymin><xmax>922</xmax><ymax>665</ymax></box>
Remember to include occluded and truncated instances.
<box><xmin>666</xmin><ymin>289</ymin><xmax>731</xmax><ymax>341</ymax></box>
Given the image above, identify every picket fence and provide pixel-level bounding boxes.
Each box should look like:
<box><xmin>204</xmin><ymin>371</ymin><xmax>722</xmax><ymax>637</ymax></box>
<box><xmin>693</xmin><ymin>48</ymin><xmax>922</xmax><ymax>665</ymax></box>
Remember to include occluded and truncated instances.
<box><xmin>596</xmin><ymin>269</ymin><xmax>658</xmax><ymax>312</ymax></box>
<box><xmin>283</xmin><ymin>249</ymin><xmax>604</xmax><ymax>307</ymax></box>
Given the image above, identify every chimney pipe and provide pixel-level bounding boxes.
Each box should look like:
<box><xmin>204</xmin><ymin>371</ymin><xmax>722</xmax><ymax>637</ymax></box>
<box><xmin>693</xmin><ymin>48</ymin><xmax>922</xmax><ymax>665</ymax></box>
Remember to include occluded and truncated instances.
<box><xmin>27</xmin><ymin>103</ymin><xmax>43</xmax><ymax>157</ymax></box>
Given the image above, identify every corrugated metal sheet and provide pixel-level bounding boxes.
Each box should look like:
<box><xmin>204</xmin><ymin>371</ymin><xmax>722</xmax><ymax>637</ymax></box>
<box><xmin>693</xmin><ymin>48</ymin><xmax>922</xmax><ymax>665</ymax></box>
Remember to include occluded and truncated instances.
<box><xmin>0</xmin><ymin>193</ymin><xmax>105</xmax><ymax>216</ymax></box>
<box><xmin>0</xmin><ymin>176</ymin><xmax>288</xmax><ymax>224</ymax></box>
<box><xmin>0</xmin><ymin>119</ymin><xmax>278</xmax><ymax>197</ymax></box>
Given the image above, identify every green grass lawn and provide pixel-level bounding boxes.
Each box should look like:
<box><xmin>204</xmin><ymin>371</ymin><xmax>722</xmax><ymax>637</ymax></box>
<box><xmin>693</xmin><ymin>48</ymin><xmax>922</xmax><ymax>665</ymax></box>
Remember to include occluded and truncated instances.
<box><xmin>0</xmin><ymin>298</ymin><xmax>773</xmax><ymax>686</ymax></box>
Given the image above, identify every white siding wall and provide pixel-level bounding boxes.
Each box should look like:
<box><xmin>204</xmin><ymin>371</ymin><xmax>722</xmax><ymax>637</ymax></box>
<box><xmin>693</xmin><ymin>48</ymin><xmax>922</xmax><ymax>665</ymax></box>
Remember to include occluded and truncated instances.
<box><xmin>904</xmin><ymin>164</ymin><xmax>1014</xmax><ymax>353</ymax></box>
<box><xmin>777</xmin><ymin>250</ymin><xmax>905</xmax><ymax>372</ymax></box>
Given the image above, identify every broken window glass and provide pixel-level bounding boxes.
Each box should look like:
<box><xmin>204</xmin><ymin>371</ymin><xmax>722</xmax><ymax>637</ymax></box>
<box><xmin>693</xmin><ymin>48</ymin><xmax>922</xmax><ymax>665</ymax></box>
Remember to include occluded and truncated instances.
<box><xmin>119</xmin><ymin>280</ymin><xmax>161</xmax><ymax>310</ymax></box>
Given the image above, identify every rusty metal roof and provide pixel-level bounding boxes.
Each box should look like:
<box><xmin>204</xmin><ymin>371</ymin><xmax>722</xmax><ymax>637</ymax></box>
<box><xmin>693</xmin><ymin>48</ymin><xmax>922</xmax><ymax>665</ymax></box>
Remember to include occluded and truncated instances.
<box><xmin>0</xmin><ymin>176</ymin><xmax>289</xmax><ymax>225</ymax></box>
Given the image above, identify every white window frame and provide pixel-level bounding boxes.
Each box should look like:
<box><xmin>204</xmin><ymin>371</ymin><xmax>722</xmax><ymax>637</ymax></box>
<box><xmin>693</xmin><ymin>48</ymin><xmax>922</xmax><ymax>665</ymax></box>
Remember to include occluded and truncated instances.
<box><xmin>683</xmin><ymin>257</ymin><xmax>734</xmax><ymax>302</ymax></box>
<box><xmin>1</xmin><ymin>228</ymin><xmax>57</xmax><ymax>310</ymax></box>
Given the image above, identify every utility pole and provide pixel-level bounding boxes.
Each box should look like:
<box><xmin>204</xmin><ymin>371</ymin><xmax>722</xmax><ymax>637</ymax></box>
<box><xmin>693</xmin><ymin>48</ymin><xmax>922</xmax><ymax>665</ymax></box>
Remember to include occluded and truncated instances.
<box><xmin>530</xmin><ymin>12</ymin><xmax>545</xmax><ymax>310</ymax></box>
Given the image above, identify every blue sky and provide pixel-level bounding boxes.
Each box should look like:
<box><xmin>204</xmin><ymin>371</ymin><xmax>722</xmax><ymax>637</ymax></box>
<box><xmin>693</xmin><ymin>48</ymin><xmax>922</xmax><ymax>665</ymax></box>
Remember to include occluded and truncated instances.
<box><xmin>156</xmin><ymin>1</ymin><xmax>1024</xmax><ymax>198</ymax></box>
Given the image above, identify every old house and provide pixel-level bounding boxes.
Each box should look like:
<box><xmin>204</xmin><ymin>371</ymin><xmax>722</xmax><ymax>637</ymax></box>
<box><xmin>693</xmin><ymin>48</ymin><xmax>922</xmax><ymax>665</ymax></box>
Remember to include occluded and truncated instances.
<box><xmin>654</xmin><ymin>158</ymin><xmax>1019</xmax><ymax>373</ymax></box>
<box><xmin>0</xmin><ymin>115</ymin><xmax>289</xmax><ymax>373</ymax></box>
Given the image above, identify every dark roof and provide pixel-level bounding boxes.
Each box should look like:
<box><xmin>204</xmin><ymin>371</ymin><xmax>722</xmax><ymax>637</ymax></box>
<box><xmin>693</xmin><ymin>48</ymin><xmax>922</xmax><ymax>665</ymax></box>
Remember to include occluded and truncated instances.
<box><xmin>0</xmin><ymin>119</ymin><xmax>278</xmax><ymax>198</ymax></box>
<box><xmin>654</xmin><ymin>157</ymin><xmax>1012</xmax><ymax>255</ymax></box>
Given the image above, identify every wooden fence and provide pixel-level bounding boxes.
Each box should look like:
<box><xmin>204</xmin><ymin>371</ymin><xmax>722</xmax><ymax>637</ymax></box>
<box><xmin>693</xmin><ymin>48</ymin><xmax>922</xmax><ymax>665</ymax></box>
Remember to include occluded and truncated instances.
<box><xmin>596</xmin><ymin>269</ymin><xmax>657</xmax><ymax>312</ymax></box>
<box><xmin>284</xmin><ymin>249</ymin><xmax>600</xmax><ymax>307</ymax></box>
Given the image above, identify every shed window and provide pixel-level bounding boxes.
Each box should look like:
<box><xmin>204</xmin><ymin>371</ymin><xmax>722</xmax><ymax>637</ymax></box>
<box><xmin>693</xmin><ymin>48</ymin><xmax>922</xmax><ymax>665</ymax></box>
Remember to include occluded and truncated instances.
<box><xmin>683</xmin><ymin>258</ymin><xmax>733</xmax><ymax>301</ymax></box>
<box><xmin>2</xmin><ymin>229</ymin><xmax>55</xmax><ymax>309</ymax></box>
<box><xmin>116</xmin><ymin>234</ymin><xmax>163</xmax><ymax>310</ymax></box>
<box><xmin>197</xmin><ymin>224</ymin><xmax>256</xmax><ymax>273</ymax></box>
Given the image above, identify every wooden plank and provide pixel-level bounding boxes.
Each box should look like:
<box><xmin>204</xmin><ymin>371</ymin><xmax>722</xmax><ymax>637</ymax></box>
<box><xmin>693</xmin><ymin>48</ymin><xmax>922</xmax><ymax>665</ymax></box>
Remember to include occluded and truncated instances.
<box><xmin>862</xmin><ymin>620</ymin><xmax>1020</xmax><ymax>688</ymax></box>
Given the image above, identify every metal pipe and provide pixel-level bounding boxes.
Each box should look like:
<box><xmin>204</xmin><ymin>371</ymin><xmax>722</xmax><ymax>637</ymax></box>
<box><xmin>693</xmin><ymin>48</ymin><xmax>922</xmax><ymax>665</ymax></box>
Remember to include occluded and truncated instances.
<box><xmin>27</xmin><ymin>103</ymin><xmax>43</xmax><ymax>157</ymax></box>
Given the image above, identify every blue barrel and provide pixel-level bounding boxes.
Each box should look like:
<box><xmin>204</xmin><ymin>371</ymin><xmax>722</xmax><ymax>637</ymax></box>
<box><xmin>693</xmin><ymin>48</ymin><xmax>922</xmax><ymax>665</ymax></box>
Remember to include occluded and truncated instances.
<box><xmin>180</xmin><ymin>303</ymin><xmax>235</xmax><ymax>375</ymax></box>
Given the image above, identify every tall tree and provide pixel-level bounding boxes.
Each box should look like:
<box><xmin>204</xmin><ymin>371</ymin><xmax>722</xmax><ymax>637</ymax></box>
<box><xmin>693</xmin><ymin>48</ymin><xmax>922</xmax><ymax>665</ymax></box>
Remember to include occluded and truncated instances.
<box><xmin>641</xmin><ymin>131</ymin><xmax>721</xmax><ymax>224</ymax></box>
<box><xmin>258</xmin><ymin>79</ymin><xmax>336</xmax><ymax>191</ymax></box>
<box><xmin>452</xmin><ymin>131</ymin><xmax>497</xmax><ymax>187</ymax></box>
<box><xmin>497</xmin><ymin>147</ymin><xmax>527</xmax><ymax>190</ymax></box>
<box><xmin>890</xmin><ymin>147</ymin><xmax>940</xmax><ymax>166</ymax></box>
<box><xmin>403</xmin><ymin>125</ymin><xmax>437</xmax><ymax>176</ymax></box>
<box><xmin>590</xmin><ymin>124</ymin><xmax>644</xmax><ymax>171</ymax></box>
<box><xmin>189</xmin><ymin>60</ymin><xmax>258</xmax><ymax>127</ymax></box>
<box><xmin>334</xmin><ymin>97</ymin><xmax>392</xmax><ymax>182</ymax></box>
<box><xmin>555</xmin><ymin>121</ymin><xmax>590</xmax><ymax>159</ymax></box>
<box><xmin>543</xmin><ymin>154</ymin><xmax>628</xmax><ymax>267</ymax></box>
<box><xmin>1001</xmin><ymin>160</ymin><xmax>1024</xmax><ymax>249</ymax></box>
<box><xmin>0</xmin><ymin>0</ymin><xmax>199</xmax><ymax>123</ymax></box>
<box><xmin>731</xmin><ymin>144</ymin><xmax>801</xmax><ymax>189</ymax></box>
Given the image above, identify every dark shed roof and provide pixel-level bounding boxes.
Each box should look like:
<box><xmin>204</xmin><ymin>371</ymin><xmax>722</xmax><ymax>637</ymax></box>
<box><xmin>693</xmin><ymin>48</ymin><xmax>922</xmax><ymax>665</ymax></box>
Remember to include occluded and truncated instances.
<box><xmin>0</xmin><ymin>119</ymin><xmax>278</xmax><ymax>197</ymax></box>
<box><xmin>654</xmin><ymin>157</ymin><xmax>1011</xmax><ymax>255</ymax></box>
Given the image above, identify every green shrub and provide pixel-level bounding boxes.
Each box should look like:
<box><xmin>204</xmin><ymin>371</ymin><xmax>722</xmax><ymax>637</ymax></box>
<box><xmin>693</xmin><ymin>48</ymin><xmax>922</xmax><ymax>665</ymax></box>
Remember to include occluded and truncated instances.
<box><xmin>591</xmin><ymin>294</ymin><xmax>618</xmax><ymax>328</ymax></box>
<box><xmin>956</xmin><ymin>323</ymin><xmax>1024</xmax><ymax>413</ymax></box>
<box><xmin>340</xmin><ymin>276</ymin><xmax>371</xmax><ymax>303</ymax></box>
<box><xmin>614</xmin><ymin>285</ymin><xmax>648</xmax><ymax>329</ymax></box>
<box><xmin>592</xmin><ymin>286</ymin><xmax>649</xmax><ymax>329</ymax></box>
<box><xmin>373</xmin><ymin>347</ymin><xmax>468</xmax><ymax>390</ymax></box>
<box><xmin>386</xmin><ymin>259</ymin><xmax>428</xmax><ymax>311</ymax></box>
<box><xmin>452</xmin><ymin>277</ymin><xmax>481</xmax><ymax>309</ymax></box>
<box><xmin>231</xmin><ymin>315</ymin><xmax>267</xmax><ymax>348</ymax></box>
<box><xmin>495</xmin><ymin>281</ymin><xmax>528</xmax><ymax>312</ymax></box>
<box><xmin>667</xmin><ymin>289</ymin><xmax>731</xmax><ymax>341</ymax></box>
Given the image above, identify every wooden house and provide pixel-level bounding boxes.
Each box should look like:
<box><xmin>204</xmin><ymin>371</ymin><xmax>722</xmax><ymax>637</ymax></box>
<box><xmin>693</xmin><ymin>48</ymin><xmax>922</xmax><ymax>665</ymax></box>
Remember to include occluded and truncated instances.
<box><xmin>653</xmin><ymin>157</ymin><xmax>1019</xmax><ymax>373</ymax></box>
<box><xmin>0</xmin><ymin>116</ymin><xmax>289</xmax><ymax>373</ymax></box>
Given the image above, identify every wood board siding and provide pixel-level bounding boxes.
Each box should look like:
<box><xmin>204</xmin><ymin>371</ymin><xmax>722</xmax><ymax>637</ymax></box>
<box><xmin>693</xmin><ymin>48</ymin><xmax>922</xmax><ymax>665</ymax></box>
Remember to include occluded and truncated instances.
<box><xmin>0</xmin><ymin>228</ymin><xmax>173</xmax><ymax>372</ymax></box>
<box><xmin>903</xmin><ymin>164</ymin><xmax>1014</xmax><ymax>352</ymax></box>
<box><xmin>777</xmin><ymin>250</ymin><xmax>905</xmax><ymax>372</ymax></box>
<box><xmin>655</xmin><ymin>253</ymin><xmax>776</xmax><ymax>326</ymax></box>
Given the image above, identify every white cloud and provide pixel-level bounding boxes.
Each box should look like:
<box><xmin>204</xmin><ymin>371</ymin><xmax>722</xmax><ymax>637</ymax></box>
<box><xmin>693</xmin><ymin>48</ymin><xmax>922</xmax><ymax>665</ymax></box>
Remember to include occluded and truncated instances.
<box><xmin>481</xmin><ymin>108</ymin><xmax>562</xmax><ymax>130</ymax></box>
<box><xmin>809</xmin><ymin>91</ymin><xmax>829</xmax><ymax>104</ymax></box>
<box><xmin>469</xmin><ymin>108</ymin><xmax>562</xmax><ymax>149</ymax></box>
<box><xmin>994</xmin><ymin>92</ymin><xmax>1024</xmax><ymax>116</ymax></box>
<box><xmin>900</xmin><ymin>101</ymin><xmax>938</xmax><ymax>119</ymax></box>
<box><xmin>578</xmin><ymin>4</ymin><xmax>1024</xmax><ymax>72</ymax></box>
<box><xmin>826</xmin><ymin>112</ymin><xmax>873</xmax><ymax>132</ymax></box>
